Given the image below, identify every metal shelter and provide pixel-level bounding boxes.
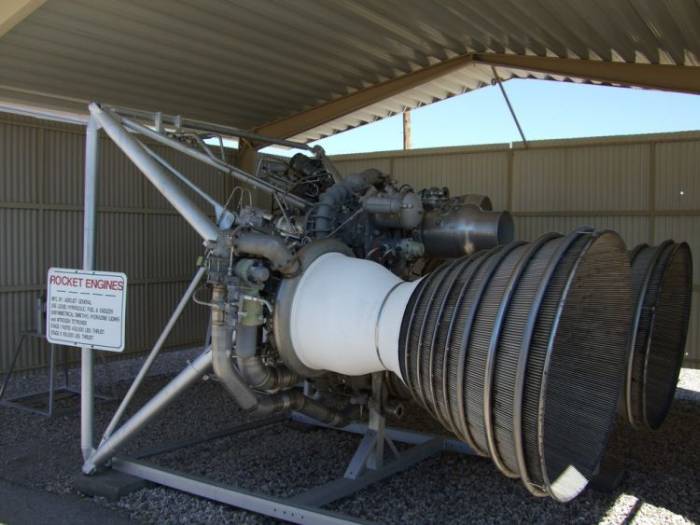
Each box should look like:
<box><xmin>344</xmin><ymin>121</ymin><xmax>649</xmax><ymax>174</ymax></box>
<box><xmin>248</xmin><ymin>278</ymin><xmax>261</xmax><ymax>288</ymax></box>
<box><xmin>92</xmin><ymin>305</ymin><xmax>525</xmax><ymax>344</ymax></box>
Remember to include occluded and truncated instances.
<box><xmin>1</xmin><ymin>0</ymin><xmax>700</xmax><ymax>145</ymax></box>
<box><xmin>1</xmin><ymin>1</ymin><xmax>699</xmax><ymax>523</ymax></box>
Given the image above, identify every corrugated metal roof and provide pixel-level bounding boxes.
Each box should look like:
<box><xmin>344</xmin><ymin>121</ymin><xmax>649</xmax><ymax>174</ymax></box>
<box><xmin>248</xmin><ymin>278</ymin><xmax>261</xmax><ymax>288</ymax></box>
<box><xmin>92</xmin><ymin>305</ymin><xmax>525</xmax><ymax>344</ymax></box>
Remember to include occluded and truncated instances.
<box><xmin>0</xmin><ymin>0</ymin><xmax>698</xmax><ymax>142</ymax></box>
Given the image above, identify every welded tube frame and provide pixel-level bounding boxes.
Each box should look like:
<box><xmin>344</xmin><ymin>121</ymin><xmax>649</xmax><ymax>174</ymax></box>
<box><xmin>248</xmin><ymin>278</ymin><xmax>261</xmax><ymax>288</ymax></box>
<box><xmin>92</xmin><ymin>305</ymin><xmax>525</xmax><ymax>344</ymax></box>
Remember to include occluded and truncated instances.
<box><xmin>99</xmin><ymin>267</ymin><xmax>207</xmax><ymax>444</ymax></box>
<box><xmin>120</xmin><ymin>116</ymin><xmax>312</xmax><ymax>209</ymax></box>
<box><xmin>106</xmin><ymin>410</ymin><xmax>474</xmax><ymax>524</ymax></box>
<box><xmin>89</xmin><ymin>103</ymin><xmax>220</xmax><ymax>243</ymax></box>
<box><xmin>106</xmin><ymin>105</ymin><xmax>316</xmax><ymax>152</ymax></box>
<box><xmin>140</xmin><ymin>142</ymin><xmax>235</xmax><ymax>227</ymax></box>
<box><xmin>83</xmin><ymin>350</ymin><xmax>213</xmax><ymax>473</ymax></box>
<box><xmin>111</xmin><ymin>457</ymin><xmax>371</xmax><ymax>525</ymax></box>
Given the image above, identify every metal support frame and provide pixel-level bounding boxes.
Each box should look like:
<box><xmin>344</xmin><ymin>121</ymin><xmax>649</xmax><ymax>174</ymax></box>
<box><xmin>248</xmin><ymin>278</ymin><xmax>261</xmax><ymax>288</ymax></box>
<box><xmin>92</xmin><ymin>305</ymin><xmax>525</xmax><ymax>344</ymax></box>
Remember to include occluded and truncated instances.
<box><xmin>81</xmin><ymin>114</ymin><xmax>99</xmax><ymax>460</ymax></box>
<box><xmin>251</xmin><ymin>52</ymin><xmax>700</xmax><ymax>144</ymax></box>
<box><xmin>105</xmin><ymin>386</ymin><xmax>474</xmax><ymax>525</ymax></box>
<box><xmin>77</xmin><ymin>104</ymin><xmax>476</xmax><ymax>523</ymax></box>
<box><xmin>0</xmin><ymin>331</ymin><xmax>111</xmax><ymax>417</ymax></box>
<box><xmin>119</xmin><ymin>114</ymin><xmax>311</xmax><ymax>210</ymax></box>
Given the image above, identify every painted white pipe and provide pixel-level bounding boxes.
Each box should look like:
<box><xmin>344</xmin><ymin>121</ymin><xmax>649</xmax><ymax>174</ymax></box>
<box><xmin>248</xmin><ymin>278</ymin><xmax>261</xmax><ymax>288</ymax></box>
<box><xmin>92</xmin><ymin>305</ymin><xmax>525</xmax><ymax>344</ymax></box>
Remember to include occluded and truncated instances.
<box><xmin>289</xmin><ymin>253</ymin><xmax>420</xmax><ymax>378</ymax></box>
<box><xmin>89</xmin><ymin>103</ymin><xmax>220</xmax><ymax>242</ymax></box>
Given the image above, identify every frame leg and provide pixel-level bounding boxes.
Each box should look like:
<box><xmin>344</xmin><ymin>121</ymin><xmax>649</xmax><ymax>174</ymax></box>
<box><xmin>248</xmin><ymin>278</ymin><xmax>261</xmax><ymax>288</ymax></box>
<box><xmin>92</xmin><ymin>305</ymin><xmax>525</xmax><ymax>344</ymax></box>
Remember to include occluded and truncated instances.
<box><xmin>81</xmin><ymin>115</ymin><xmax>100</xmax><ymax>460</ymax></box>
<box><xmin>83</xmin><ymin>351</ymin><xmax>212</xmax><ymax>474</ymax></box>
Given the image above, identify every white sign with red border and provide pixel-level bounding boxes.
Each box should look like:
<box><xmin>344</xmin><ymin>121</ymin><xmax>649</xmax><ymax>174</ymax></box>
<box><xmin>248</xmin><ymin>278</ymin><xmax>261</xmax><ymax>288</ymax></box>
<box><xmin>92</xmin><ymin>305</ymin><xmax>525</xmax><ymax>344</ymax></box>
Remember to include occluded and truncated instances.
<box><xmin>46</xmin><ymin>268</ymin><xmax>127</xmax><ymax>352</ymax></box>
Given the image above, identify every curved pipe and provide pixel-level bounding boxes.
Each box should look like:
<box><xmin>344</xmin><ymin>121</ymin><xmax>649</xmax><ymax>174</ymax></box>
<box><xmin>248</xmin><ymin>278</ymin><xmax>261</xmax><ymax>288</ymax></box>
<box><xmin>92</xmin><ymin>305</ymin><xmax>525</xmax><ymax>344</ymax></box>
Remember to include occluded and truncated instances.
<box><xmin>310</xmin><ymin>169</ymin><xmax>383</xmax><ymax>237</ymax></box>
<box><xmin>232</xmin><ymin>230</ymin><xmax>299</xmax><ymax>276</ymax></box>
<box><xmin>209</xmin><ymin>286</ymin><xmax>347</xmax><ymax>425</ymax></box>
<box><xmin>210</xmin><ymin>295</ymin><xmax>258</xmax><ymax>410</ymax></box>
<box><xmin>235</xmin><ymin>324</ymin><xmax>300</xmax><ymax>391</ymax></box>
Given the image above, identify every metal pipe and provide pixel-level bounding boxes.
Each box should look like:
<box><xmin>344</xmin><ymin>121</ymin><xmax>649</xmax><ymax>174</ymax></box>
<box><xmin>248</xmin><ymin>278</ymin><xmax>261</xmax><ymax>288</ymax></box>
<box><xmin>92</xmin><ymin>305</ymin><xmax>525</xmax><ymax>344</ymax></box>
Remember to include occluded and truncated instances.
<box><xmin>140</xmin><ymin>142</ymin><xmax>235</xmax><ymax>228</ymax></box>
<box><xmin>231</xmin><ymin>230</ymin><xmax>299</xmax><ymax>276</ymax></box>
<box><xmin>210</xmin><ymin>285</ymin><xmax>259</xmax><ymax>411</ymax></box>
<box><xmin>309</xmin><ymin>169</ymin><xmax>383</xmax><ymax>237</ymax></box>
<box><xmin>121</xmin><ymin>117</ymin><xmax>311</xmax><ymax>209</ymax></box>
<box><xmin>107</xmin><ymin>105</ymin><xmax>316</xmax><ymax>152</ymax></box>
<box><xmin>80</xmin><ymin>115</ymin><xmax>99</xmax><ymax>461</ymax></box>
<box><xmin>420</xmin><ymin>205</ymin><xmax>514</xmax><ymax>258</ymax></box>
<box><xmin>100</xmin><ymin>267</ymin><xmax>207</xmax><ymax>444</ymax></box>
<box><xmin>83</xmin><ymin>350</ymin><xmax>213</xmax><ymax>473</ymax></box>
<box><xmin>88</xmin><ymin>103</ymin><xmax>220</xmax><ymax>242</ymax></box>
<box><xmin>235</xmin><ymin>325</ymin><xmax>299</xmax><ymax>392</ymax></box>
<box><xmin>491</xmin><ymin>67</ymin><xmax>528</xmax><ymax>148</ymax></box>
<box><xmin>209</xmin><ymin>286</ymin><xmax>346</xmax><ymax>425</ymax></box>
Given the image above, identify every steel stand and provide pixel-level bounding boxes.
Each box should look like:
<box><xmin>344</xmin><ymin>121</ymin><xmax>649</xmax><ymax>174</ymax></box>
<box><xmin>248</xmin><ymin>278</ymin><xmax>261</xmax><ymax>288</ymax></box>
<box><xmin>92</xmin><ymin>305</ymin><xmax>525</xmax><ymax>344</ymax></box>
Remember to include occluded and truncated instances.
<box><xmin>75</xmin><ymin>106</ymin><xmax>476</xmax><ymax>524</ymax></box>
<box><xmin>0</xmin><ymin>330</ymin><xmax>113</xmax><ymax>417</ymax></box>
<box><xmin>286</xmin><ymin>374</ymin><xmax>473</xmax><ymax>509</ymax></box>
<box><xmin>107</xmin><ymin>374</ymin><xmax>473</xmax><ymax>524</ymax></box>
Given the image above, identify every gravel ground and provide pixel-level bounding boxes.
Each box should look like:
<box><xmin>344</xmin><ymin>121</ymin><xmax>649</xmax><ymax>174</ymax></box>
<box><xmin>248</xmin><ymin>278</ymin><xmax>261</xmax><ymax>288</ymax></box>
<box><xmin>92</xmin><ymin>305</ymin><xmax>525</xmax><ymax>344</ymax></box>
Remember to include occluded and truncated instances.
<box><xmin>1</xmin><ymin>353</ymin><xmax>698</xmax><ymax>524</ymax></box>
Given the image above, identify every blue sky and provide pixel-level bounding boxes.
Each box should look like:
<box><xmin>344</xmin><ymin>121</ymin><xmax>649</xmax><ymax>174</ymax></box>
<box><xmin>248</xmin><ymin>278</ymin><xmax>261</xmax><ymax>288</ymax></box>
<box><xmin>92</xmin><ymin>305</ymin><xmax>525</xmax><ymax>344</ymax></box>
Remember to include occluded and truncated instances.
<box><xmin>262</xmin><ymin>79</ymin><xmax>700</xmax><ymax>156</ymax></box>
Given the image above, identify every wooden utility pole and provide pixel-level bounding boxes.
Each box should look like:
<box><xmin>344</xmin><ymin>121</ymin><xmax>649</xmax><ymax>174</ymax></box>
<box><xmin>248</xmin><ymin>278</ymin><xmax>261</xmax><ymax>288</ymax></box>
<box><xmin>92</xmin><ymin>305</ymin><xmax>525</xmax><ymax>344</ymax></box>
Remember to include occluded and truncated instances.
<box><xmin>402</xmin><ymin>111</ymin><xmax>411</xmax><ymax>150</ymax></box>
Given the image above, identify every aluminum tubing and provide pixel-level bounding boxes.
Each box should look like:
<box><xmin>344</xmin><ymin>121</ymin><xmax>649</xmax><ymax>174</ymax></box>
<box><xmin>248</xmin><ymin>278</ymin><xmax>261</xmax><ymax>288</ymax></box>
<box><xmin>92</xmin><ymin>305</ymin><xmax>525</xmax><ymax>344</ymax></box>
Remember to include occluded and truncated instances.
<box><xmin>120</xmin><ymin>116</ymin><xmax>310</xmax><ymax>210</ymax></box>
<box><xmin>288</xmin><ymin>252</ymin><xmax>420</xmax><ymax>377</ymax></box>
<box><xmin>89</xmin><ymin>103</ymin><xmax>220</xmax><ymax>242</ymax></box>
<box><xmin>235</xmin><ymin>324</ymin><xmax>300</xmax><ymax>391</ymax></box>
<box><xmin>232</xmin><ymin>231</ymin><xmax>299</xmax><ymax>276</ymax></box>
<box><xmin>80</xmin><ymin>116</ymin><xmax>99</xmax><ymax>461</ymax></box>
<box><xmin>83</xmin><ymin>350</ymin><xmax>213</xmax><ymax>473</ymax></box>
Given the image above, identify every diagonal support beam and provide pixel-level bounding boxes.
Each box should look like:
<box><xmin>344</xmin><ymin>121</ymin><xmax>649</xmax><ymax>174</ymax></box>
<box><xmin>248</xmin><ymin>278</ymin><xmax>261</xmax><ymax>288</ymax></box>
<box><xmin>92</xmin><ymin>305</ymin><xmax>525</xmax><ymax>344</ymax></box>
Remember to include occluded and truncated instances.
<box><xmin>254</xmin><ymin>54</ymin><xmax>476</xmax><ymax>140</ymax></box>
<box><xmin>0</xmin><ymin>0</ymin><xmax>45</xmax><ymax>38</ymax></box>
<box><xmin>473</xmin><ymin>53</ymin><xmax>700</xmax><ymax>95</ymax></box>
<box><xmin>83</xmin><ymin>351</ymin><xmax>213</xmax><ymax>474</ymax></box>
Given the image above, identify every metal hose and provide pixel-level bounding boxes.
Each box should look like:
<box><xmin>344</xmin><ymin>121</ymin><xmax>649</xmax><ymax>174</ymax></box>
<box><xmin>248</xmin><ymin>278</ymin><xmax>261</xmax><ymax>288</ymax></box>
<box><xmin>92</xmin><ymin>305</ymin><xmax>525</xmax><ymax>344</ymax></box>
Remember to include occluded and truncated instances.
<box><xmin>308</xmin><ymin>169</ymin><xmax>383</xmax><ymax>237</ymax></box>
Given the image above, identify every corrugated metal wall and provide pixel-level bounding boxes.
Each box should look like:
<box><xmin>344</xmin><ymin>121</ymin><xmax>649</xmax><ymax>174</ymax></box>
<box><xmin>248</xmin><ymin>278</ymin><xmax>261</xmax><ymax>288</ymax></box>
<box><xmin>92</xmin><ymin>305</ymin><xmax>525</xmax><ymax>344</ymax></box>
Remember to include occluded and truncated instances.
<box><xmin>2</xmin><ymin>114</ymin><xmax>699</xmax><ymax>372</ymax></box>
<box><xmin>332</xmin><ymin>131</ymin><xmax>700</xmax><ymax>369</ymax></box>
<box><xmin>0</xmin><ymin>113</ymin><xmax>227</xmax><ymax>373</ymax></box>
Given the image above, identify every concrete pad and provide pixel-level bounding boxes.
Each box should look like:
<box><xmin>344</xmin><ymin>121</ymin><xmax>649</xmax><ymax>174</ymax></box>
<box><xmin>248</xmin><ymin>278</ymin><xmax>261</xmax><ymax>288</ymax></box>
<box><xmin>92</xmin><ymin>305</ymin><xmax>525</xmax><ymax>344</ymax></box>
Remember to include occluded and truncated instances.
<box><xmin>74</xmin><ymin>470</ymin><xmax>149</xmax><ymax>502</ymax></box>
